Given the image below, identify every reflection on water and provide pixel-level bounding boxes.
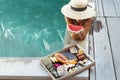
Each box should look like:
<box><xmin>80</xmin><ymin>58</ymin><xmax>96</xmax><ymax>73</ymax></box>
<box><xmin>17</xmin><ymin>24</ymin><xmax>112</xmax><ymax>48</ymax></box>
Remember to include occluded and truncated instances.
<box><xmin>0</xmin><ymin>0</ymin><xmax>68</xmax><ymax>57</ymax></box>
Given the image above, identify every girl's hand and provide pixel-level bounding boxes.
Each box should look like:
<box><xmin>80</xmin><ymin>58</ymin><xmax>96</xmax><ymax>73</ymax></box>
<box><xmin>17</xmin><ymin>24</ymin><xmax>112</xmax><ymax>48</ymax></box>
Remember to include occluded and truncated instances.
<box><xmin>78</xmin><ymin>28</ymin><xmax>86</xmax><ymax>41</ymax></box>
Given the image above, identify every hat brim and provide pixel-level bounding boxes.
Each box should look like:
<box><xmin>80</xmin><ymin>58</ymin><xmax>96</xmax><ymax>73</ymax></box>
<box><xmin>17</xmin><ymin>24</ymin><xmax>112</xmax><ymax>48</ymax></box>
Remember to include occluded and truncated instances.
<box><xmin>61</xmin><ymin>3</ymin><xmax>96</xmax><ymax>20</ymax></box>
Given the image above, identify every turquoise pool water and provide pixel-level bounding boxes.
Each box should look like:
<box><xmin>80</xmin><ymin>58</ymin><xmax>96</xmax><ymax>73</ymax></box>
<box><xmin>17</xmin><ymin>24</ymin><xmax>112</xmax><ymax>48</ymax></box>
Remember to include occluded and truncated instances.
<box><xmin>0</xmin><ymin>0</ymin><xmax>68</xmax><ymax>57</ymax></box>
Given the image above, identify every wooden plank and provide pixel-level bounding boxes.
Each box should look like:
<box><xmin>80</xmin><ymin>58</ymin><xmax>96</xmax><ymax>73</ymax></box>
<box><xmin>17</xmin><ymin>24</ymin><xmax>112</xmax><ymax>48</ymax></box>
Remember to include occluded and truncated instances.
<box><xmin>88</xmin><ymin>0</ymin><xmax>98</xmax><ymax>80</ymax></box>
<box><xmin>102</xmin><ymin>0</ymin><xmax>117</xmax><ymax>16</ymax></box>
<box><xmin>90</xmin><ymin>0</ymin><xmax>104</xmax><ymax>17</ymax></box>
<box><xmin>97</xmin><ymin>0</ymin><xmax>104</xmax><ymax>17</ymax></box>
<box><xmin>106</xmin><ymin>18</ymin><xmax>120</xmax><ymax>80</ymax></box>
<box><xmin>89</xmin><ymin>19</ymin><xmax>96</xmax><ymax>80</ymax></box>
<box><xmin>113</xmin><ymin>0</ymin><xmax>120</xmax><ymax>16</ymax></box>
<box><xmin>93</xmin><ymin>17</ymin><xmax>116</xmax><ymax>80</ymax></box>
<box><xmin>93</xmin><ymin>0</ymin><xmax>104</xmax><ymax>17</ymax></box>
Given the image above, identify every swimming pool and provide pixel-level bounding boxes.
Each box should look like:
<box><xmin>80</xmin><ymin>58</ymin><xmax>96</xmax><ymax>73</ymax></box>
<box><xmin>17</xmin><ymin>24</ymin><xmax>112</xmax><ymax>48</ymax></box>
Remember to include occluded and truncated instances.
<box><xmin>0</xmin><ymin>0</ymin><xmax>68</xmax><ymax>57</ymax></box>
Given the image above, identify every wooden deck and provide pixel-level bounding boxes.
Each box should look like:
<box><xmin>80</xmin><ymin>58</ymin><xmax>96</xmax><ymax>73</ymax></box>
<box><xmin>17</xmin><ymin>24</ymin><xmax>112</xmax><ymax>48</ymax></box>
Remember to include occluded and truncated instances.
<box><xmin>89</xmin><ymin>0</ymin><xmax>120</xmax><ymax>80</ymax></box>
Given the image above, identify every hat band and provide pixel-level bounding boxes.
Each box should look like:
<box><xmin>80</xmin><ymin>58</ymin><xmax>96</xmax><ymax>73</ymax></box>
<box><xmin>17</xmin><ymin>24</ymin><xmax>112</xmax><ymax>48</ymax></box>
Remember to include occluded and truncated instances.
<box><xmin>71</xmin><ymin>6</ymin><xmax>87</xmax><ymax>11</ymax></box>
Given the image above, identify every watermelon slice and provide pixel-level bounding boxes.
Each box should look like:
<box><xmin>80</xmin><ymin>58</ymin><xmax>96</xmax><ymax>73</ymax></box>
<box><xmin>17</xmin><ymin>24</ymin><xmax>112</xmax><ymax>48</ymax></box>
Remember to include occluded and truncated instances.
<box><xmin>68</xmin><ymin>24</ymin><xmax>83</xmax><ymax>32</ymax></box>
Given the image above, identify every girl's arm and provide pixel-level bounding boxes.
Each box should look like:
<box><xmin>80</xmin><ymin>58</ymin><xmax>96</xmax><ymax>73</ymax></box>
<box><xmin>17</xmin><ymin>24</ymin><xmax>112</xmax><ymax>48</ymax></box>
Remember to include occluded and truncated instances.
<box><xmin>78</xmin><ymin>18</ymin><xmax>94</xmax><ymax>41</ymax></box>
<box><xmin>84</xmin><ymin>18</ymin><xmax>94</xmax><ymax>34</ymax></box>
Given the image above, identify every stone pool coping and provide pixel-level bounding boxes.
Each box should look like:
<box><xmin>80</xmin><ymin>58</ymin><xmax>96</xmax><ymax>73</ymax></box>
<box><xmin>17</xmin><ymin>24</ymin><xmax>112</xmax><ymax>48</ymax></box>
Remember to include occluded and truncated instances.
<box><xmin>0</xmin><ymin>57</ymin><xmax>88</xmax><ymax>80</ymax></box>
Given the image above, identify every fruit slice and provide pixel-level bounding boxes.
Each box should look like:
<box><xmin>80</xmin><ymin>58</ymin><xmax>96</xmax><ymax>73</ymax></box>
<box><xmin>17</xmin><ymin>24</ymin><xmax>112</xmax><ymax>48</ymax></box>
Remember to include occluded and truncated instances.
<box><xmin>68</xmin><ymin>24</ymin><xmax>83</xmax><ymax>32</ymax></box>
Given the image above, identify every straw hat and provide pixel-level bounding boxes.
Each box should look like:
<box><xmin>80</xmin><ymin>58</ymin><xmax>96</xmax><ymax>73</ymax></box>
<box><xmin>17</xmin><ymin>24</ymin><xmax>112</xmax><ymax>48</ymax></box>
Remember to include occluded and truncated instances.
<box><xmin>61</xmin><ymin>0</ymin><xmax>96</xmax><ymax>20</ymax></box>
